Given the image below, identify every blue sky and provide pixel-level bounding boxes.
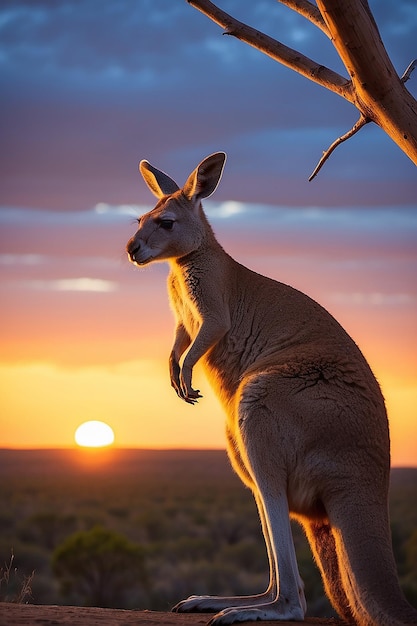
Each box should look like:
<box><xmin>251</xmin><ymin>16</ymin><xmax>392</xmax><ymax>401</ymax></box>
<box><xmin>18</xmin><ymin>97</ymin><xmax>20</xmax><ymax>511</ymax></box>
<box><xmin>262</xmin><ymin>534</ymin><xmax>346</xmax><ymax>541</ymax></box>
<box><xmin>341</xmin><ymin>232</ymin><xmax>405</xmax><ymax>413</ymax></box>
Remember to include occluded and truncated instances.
<box><xmin>1</xmin><ymin>0</ymin><xmax>417</xmax><ymax>209</ymax></box>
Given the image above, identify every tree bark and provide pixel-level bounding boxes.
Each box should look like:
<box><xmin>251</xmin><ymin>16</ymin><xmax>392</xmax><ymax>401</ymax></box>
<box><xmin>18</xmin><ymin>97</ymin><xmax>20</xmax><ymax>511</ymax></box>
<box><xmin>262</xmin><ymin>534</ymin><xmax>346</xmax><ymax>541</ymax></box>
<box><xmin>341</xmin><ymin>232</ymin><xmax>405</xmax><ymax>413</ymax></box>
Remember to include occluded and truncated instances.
<box><xmin>187</xmin><ymin>0</ymin><xmax>417</xmax><ymax>169</ymax></box>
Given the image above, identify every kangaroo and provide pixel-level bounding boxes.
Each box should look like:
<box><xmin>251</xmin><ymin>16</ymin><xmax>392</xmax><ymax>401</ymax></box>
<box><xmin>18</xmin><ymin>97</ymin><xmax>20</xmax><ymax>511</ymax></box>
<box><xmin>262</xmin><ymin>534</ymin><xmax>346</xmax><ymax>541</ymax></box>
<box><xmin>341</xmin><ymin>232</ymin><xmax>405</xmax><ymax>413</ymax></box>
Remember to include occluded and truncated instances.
<box><xmin>126</xmin><ymin>152</ymin><xmax>417</xmax><ymax>626</ymax></box>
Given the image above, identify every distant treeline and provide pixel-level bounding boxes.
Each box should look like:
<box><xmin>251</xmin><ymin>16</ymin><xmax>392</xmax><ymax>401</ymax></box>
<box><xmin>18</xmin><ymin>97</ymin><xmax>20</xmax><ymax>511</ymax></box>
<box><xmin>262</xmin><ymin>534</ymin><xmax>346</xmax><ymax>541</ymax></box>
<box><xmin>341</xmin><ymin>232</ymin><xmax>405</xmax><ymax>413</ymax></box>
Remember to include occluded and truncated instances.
<box><xmin>0</xmin><ymin>449</ymin><xmax>416</xmax><ymax>616</ymax></box>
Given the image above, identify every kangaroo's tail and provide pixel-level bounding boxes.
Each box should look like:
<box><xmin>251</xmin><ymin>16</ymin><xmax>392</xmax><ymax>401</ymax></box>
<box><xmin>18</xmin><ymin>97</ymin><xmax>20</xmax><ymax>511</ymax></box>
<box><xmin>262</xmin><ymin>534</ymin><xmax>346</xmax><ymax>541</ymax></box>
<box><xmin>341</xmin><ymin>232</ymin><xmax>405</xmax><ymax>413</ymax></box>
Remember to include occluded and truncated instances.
<box><xmin>328</xmin><ymin>499</ymin><xmax>417</xmax><ymax>626</ymax></box>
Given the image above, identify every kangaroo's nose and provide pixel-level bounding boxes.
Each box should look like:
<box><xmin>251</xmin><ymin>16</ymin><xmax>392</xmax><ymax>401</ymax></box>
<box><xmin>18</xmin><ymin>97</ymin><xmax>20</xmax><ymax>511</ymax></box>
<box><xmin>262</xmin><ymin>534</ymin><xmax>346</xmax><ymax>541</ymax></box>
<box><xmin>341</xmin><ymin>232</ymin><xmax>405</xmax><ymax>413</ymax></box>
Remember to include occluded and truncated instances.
<box><xmin>126</xmin><ymin>238</ymin><xmax>140</xmax><ymax>262</ymax></box>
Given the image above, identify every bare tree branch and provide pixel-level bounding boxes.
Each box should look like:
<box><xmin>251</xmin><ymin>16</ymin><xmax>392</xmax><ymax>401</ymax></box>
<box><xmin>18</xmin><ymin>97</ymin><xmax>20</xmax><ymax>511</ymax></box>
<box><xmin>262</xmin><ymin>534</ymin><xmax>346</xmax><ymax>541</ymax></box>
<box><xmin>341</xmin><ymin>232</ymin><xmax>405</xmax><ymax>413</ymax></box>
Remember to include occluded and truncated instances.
<box><xmin>401</xmin><ymin>59</ymin><xmax>417</xmax><ymax>84</ymax></box>
<box><xmin>276</xmin><ymin>0</ymin><xmax>330</xmax><ymax>38</ymax></box>
<box><xmin>309</xmin><ymin>115</ymin><xmax>370</xmax><ymax>181</ymax></box>
<box><xmin>187</xmin><ymin>0</ymin><xmax>353</xmax><ymax>101</ymax></box>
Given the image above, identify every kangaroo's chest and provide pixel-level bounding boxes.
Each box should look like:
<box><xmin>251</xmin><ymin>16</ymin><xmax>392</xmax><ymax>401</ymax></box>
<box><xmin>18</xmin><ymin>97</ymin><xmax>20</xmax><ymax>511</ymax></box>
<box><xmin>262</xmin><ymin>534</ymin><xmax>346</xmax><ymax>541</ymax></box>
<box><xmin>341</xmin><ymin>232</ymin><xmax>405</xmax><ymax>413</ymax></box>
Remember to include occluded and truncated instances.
<box><xmin>168</xmin><ymin>273</ymin><xmax>202</xmax><ymax>338</ymax></box>
<box><xmin>180</xmin><ymin>299</ymin><xmax>201</xmax><ymax>338</ymax></box>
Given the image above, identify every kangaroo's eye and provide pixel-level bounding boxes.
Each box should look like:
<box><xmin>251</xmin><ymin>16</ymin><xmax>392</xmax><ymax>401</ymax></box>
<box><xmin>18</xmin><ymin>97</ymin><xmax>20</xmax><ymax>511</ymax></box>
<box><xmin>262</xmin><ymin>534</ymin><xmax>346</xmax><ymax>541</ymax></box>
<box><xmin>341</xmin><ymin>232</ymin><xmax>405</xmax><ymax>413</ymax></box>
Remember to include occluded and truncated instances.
<box><xmin>159</xmin><ymin>219</ymin><xmax>174</xmax><ymax>230</ymax></box>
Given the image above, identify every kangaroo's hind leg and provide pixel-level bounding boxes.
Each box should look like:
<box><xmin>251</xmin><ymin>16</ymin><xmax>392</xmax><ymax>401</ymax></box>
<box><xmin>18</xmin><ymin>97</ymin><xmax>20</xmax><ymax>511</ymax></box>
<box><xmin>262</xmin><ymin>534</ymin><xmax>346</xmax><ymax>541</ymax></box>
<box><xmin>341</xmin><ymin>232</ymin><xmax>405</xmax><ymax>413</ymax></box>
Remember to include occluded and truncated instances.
<box><xmin>303</xmin><ymin>519</ymin><xmax>354</xmax><ymax>623</ymax></box>
<box><xmin>172</xmin><ymin>490</ymin><xmax>278</xmax><ymax>615</ymax></box>
<box><xmin>172</xmin><ymin>430</ymin><xmax>279</xmax><ymax>614</ymax></box>
<box><xmin>204</xmin><ymin>383</ymin><xmax>306</xmax><ymax>625</ymax></box>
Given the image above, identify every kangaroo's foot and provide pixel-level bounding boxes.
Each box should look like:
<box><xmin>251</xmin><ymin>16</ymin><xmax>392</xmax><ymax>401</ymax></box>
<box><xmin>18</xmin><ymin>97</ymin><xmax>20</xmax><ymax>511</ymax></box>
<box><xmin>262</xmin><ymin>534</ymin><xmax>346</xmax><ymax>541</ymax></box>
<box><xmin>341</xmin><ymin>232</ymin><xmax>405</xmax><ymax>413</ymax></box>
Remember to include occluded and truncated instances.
<box><xmin>172</xmin><ymin>590</ymin><xmax>275</xmax><ymax>613</ymax></box>
<box><xmin>206</xmin><ymin>599</ymin><xmax>305</xmax><ymax>625</ymax></box>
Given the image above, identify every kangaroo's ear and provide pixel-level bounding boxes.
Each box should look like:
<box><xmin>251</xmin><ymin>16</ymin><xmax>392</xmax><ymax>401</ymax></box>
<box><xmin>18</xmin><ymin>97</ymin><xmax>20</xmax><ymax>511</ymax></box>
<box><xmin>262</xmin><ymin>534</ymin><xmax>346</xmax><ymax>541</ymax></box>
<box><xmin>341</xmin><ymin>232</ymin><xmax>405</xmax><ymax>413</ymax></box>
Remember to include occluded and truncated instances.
<box><xmin>139</xmin><ymin>160</ymin><xmax>180</xmax><ymax>198</ymax></box>
<box><xmin>183</xmin><ymin>152</ymin><xmax>226</xmax><ymax>201</ymax></box>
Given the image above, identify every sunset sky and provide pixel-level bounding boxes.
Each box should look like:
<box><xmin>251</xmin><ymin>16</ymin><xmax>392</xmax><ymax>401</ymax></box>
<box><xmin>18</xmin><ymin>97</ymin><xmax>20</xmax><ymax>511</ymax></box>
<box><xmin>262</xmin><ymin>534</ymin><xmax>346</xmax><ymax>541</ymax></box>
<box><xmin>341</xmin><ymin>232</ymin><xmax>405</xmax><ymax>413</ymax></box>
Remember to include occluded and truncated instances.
<box><xmin>1</xmin><ymin>1</ymin><xmax>416</xmax><ymax>465</ymax></box>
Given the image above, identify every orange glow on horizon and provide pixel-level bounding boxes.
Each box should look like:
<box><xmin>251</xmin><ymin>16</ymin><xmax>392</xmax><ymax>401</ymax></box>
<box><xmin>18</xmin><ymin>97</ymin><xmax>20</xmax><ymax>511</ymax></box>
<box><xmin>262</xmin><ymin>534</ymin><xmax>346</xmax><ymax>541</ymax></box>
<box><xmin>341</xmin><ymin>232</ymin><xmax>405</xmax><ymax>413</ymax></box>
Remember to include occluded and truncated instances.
<box><xmin>0</xmin><ymin>356</ymin><xmax>416</xmax><ymax>466</ymax></box>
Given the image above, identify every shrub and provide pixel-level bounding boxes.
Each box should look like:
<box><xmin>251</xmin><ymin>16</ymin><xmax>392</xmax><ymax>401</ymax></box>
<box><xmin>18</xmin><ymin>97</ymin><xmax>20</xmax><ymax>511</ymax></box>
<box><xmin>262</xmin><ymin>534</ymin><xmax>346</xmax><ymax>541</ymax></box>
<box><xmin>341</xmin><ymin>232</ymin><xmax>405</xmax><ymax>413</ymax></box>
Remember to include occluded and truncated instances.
<box><xmin>52</xmin><ymin>526</ymin><xmax>147</xmax><ymax>608</ymax></box>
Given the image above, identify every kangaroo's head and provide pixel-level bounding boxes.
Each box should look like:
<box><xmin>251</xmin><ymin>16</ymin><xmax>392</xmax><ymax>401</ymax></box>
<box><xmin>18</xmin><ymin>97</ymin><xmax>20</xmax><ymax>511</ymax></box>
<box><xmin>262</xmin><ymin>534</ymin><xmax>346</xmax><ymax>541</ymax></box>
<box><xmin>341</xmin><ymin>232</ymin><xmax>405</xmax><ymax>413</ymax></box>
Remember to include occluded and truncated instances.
<box><xmin>126</xmin><ymin>152</ymin><xmax>226</xmax><ymax>266</ymax></box>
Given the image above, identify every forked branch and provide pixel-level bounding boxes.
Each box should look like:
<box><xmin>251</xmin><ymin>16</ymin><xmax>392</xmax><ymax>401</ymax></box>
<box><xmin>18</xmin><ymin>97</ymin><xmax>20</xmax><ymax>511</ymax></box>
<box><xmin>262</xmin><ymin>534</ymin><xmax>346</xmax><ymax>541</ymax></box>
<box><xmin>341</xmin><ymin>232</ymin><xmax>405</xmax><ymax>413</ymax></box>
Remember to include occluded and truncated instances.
<box><xmin>187</xmin><ymin>0</ymin><xmax>417</xmax><ymax>172</ymax></box>
<box><xmin>276</xmin><ymin>0</ymin><xmax>330</xmax><ymax>38</ymax></box>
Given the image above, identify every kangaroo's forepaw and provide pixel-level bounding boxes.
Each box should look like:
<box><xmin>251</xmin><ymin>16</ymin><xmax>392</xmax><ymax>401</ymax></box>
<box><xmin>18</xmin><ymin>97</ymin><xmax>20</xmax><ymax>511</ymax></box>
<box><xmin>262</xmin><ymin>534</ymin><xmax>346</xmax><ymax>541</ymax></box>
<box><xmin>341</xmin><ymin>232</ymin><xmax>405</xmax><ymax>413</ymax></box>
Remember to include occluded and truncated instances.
<box><xmin>182</xmin><ymin>389</ymin><xmax>203</xmax><ymax>405</ymax></box>
<box><xmin>172</xmin><ymin>382</ymin><xmax>202</xmax><ymax>404</ymax></box>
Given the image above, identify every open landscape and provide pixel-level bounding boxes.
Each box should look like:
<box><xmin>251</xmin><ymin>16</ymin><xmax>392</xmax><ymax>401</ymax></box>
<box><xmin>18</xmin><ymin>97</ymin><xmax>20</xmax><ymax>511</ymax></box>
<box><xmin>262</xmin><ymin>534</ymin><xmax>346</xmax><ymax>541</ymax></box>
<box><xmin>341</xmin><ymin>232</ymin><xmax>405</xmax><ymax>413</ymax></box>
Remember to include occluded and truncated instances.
<box><xmin>0</xmin><ymin>449</ymin><xmax>416</xmax><ymax>618</ymax></box>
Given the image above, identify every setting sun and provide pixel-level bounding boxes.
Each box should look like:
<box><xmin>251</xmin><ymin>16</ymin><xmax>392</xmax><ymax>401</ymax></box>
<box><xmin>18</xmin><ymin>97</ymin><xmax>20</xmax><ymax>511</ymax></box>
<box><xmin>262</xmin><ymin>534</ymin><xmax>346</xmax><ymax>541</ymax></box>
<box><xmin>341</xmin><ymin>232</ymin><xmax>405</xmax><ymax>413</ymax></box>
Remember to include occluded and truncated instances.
<box><xmin>74</xmin><ymin>420</ymin><xmax>115</xmax><ymax>448</ymax></box>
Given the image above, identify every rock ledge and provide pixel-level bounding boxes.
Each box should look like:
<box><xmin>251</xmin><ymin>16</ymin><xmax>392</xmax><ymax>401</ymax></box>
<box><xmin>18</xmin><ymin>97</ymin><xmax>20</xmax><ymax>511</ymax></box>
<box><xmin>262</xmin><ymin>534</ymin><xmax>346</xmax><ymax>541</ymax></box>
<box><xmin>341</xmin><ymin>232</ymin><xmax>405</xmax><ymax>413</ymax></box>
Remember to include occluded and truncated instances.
<box><xmin>0</xmin><ymin>603</ymin><xmax>344</xmax><ymax>626</ymax></box>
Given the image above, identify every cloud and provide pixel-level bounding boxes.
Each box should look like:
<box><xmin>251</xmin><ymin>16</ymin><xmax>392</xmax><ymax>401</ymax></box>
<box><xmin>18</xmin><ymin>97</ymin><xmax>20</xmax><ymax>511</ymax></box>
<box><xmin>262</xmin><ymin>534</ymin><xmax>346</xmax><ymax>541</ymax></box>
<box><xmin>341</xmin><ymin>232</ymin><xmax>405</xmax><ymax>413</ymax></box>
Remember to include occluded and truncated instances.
<box><xmin>29</xmin><ymin>277</ymin><xmax>117</xmax><ymax>292</ymax></box>
<box><xmin>207</xmin><ymin>202</ymin><xmax>417</xmax><ymax>262</ymax></box>
<box><xmin>328</xmin><ymin>292</ymin><xmax>417</xmax><ymax>307</ymax></box>
<box><xmin>1</xmin><ymin>203</ymin><xmax>416</xmax><ymax>264</ymax></box>
<box><xmin>0</xmin><ymin>253</ymin><xmax>46</xmax><ymax>266</ymax></box>
<box><xmin>94</xmin><ymin>202</ymin><xmax>145</xmax><ymax>217</ymax></box>
<box><xmin>1</xmin><ymin>204</ymin><xmax>415</xmax><ymax>320</ymax></box>
<box><xmin>206</xmin><ymin>201</ymin><xmax>248</xmax><ymax>219</ymax></box>
<box><xmin>0</xmin><ymin>205</ymin><xmax>135</xmax><ymax>262</ymax></box>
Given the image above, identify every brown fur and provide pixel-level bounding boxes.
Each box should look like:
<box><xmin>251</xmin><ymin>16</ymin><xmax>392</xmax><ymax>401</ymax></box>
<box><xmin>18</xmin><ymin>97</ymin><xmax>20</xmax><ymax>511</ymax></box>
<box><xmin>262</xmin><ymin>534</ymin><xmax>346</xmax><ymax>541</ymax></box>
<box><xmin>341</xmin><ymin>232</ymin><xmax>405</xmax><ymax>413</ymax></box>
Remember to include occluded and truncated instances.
<box><xmin>127</xmin><ymin>152</ymin><xmax>417</xmax><ymax>626</ymax></box>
